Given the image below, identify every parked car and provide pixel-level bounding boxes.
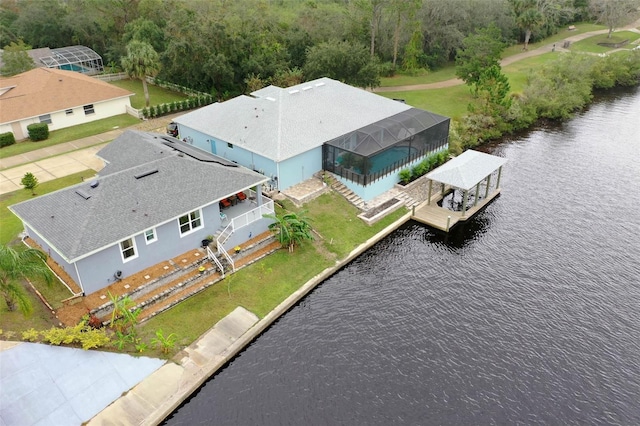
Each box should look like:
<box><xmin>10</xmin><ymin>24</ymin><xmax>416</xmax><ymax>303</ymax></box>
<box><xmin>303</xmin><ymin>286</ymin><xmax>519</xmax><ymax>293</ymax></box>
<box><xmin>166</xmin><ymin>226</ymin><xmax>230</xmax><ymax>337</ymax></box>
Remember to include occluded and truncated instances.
<box><xmin>167</xmin><ymin>122</ymin><xmax>178</xmax><ymax>137</ymax></box>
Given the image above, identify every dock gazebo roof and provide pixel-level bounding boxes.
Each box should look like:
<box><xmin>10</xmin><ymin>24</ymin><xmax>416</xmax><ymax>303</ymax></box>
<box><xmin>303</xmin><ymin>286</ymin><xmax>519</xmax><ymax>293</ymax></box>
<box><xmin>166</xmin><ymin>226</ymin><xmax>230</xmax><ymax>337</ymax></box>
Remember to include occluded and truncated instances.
<box><xmin>426</xmin><ymin>149</ymin><xmax>506</xmax><ymax>191</ymax></box>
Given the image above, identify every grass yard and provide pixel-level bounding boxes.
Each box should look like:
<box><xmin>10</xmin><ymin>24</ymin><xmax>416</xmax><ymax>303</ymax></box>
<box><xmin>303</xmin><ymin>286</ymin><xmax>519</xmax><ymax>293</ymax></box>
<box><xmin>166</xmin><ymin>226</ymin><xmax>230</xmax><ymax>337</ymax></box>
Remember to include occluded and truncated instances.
<box><xmin>137</xmin><ymin>192</ymin><xmax>407</xmax><ymax>355</ymax></box>
<box><xmin>379</xmin><ymin>85</ymin><xmax>473</xmax><ymax>120</ymax></box>
<box><xmin>0</xmin><ymin>170</ymin><xmax>96</xmax><ymax>245</ymax></box>
<box><xmin>570</xmin><ymin>31</ymin><xmax>640</xmax><ymax>53</ymax></box>
<box><xmin>0</xmin><ymin>114</ymin><xmax>140</xmax><ymax>159</ymax></box>
<box><xmin>503</xmin><ymin>53</ymin><xmax>556</xmax><ymax>93</ymax></box>
<box><xmin>110</xmin><ymin>79</ymin><xmax>189</xmax><ymax>109</ymax></box>
<box><xmin>380</xmin><ymin>64</ymin><xmax>457</xmax><ymax>87</ymax></box>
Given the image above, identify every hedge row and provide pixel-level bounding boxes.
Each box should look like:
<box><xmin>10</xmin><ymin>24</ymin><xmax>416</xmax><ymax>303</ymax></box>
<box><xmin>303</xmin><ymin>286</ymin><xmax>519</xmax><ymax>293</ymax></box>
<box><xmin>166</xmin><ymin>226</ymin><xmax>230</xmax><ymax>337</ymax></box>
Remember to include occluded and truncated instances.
<box><xmin>399</xmin><ymin>150</ymin><xmax>449</xmax><ymax>184</ymax></box>
<box><xmin>140</xmin><ymin>94</ymin><xmax>215</xmax><ymax>119</ymax></box>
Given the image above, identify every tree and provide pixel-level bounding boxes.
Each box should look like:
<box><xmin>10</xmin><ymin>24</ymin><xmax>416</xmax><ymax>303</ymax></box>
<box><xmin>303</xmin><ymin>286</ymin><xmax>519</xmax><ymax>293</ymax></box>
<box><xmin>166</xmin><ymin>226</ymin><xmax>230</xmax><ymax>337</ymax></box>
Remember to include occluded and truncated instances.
<box><xmin>304</xmin><ymin>39</ymin><xmax>380</xmax><ymax>88</ymax></box>
<box><xmin>455</xmin><ymin>24</ymin><xmax>506</xmax><ymax>95</ymax></box>
<box><xmin>0</xmin><ymin>40</ymin><xmax>35</xmax><ymax>76</ymax></box>
<box><xmin>20</xmin><ymin>172</ymin><xmax>38</xmax><ymax>195</ymax></box>
<box><xmin>121</xmin><ymin>40</ymin><xmax>161</xmax><ymax>107</ymax></box>
<box><xmin>510</xmin><ymin>0</ymin><xmax>575</xmax><ymax>50</ymax></box>
<box><xmin>589</xmin><ymin>0</ymin><xmax>638</xmax><ymax>38</ymax></box>
<box><xmin>0</xmin><ymin>245</ymin><xmax>54</xmax><ymax>316</ymax></box>
<box><xmin>263</xmin><ymin>211</ymin><xmax>314</xmax><ymax>252</ymax></box>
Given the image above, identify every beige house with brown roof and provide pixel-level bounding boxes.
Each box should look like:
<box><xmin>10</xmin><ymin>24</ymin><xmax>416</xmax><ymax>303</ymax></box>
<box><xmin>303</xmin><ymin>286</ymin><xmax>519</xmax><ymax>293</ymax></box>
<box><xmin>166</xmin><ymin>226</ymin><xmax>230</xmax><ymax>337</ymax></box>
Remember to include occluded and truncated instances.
<box><xmin>0</xmin><ymin>68</ymin><xmax>133</xmax><ymax>140</ymax></box>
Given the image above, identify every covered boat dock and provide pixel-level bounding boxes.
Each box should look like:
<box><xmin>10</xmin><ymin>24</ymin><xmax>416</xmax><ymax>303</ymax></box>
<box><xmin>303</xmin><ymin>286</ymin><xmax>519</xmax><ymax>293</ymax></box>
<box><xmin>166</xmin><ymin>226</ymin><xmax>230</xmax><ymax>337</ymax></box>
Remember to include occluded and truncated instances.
<box><xmin>412</xmin><ymin>150</ymin><xmax>507</xmax><ymax>232</ymax></box>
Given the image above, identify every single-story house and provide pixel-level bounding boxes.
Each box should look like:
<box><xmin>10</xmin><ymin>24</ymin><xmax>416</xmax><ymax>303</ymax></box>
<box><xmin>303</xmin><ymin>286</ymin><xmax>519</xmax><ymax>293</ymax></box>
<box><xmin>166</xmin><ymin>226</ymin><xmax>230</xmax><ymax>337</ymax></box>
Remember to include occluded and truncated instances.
<box><xmin>9</xmin><ymin>130</ymin><xmax>274</xmax><ymax>296</ymax></box>
<box><xmin>0</xmin><ymin>67</ymin><xmax>132</xmax><ymax>140</ymax></box>
<box><xmin>174</xmin><ymin>77</ymin><xmax>450</xmax><ymax>201</ymax></box>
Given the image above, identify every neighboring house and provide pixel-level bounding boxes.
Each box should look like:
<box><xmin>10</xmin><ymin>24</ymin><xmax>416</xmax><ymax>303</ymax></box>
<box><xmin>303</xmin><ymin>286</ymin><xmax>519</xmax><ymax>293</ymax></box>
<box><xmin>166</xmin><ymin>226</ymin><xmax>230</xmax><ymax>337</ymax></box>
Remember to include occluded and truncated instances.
<box><xmin>9</xmin><ymin>130</ymin><xmax>273</xmax><ymax>296</ymax></box>
<box><xmin>175</xmin><ymin>77</ymin><xmax>450</xmax><ymax>201</ymax></box>
<box><xmin>0</xmin><ymin>45</ymin><xmax>104</xmax><ymax>75</ymax></box>
<box><xmin>0</xmin><ymin>67</ymin><xmax>132</xmax><ymax>140</ymax></box>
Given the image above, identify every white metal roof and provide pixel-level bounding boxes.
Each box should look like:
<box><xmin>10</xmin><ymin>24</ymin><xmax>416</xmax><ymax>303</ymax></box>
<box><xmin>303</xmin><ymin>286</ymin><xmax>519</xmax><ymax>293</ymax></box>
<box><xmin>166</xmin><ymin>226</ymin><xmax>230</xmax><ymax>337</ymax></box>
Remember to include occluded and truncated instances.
<box><xmin>426</xmin><ymin>150</ymin><xmax>507</xmax><ymax>191</ymax></box>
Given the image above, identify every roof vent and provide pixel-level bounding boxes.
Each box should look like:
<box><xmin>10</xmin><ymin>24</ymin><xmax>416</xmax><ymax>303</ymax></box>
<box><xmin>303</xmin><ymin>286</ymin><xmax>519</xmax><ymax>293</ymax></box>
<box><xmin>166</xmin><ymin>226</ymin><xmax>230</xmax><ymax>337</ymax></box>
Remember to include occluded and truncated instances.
<box><xmin>302</xmin><ymin>86</ymin><xmax>312</xmax><ymax>91</ymax></box>
<box><xmin>134</xmin><ymin>169</ymin><xmax>159</xmax><ymax>179</ymax></box>
<box><xmin>288</xmin><ymin>89</ymin><xmax>299</xmax><ymax>94</ymax></box>
<box><xmin>75</xmin><ymin>189</ymin><xmax>91</xmax><ymax>200</ymax></box>
<box><xmin>315</xmin><ymin>82</ymin><xmax>325</xmax><ymax>87</ymax></box>
<box><xmin>89</xmin><ymin>180</ymin><xmax>99</xmax><ymax>188</ymax></box>
<box><xmin>265</xmin><ymin>96</ymin><xmax>276</xmax><ymax>101</ymax></box>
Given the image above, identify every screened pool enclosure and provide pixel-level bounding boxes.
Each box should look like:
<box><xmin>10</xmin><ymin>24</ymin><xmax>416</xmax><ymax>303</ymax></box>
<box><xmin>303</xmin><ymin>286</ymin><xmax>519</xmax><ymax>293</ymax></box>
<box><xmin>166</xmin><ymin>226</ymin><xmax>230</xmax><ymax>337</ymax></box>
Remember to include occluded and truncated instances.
<box><xmin>40</xmin><ymin>46</ymin><xmax>103</xmax><ymax>75</ymax></box>
<box><xmin>322</xmin><ymin>108</ymin><xmax>450</xmax><ymax>186</ymax></box>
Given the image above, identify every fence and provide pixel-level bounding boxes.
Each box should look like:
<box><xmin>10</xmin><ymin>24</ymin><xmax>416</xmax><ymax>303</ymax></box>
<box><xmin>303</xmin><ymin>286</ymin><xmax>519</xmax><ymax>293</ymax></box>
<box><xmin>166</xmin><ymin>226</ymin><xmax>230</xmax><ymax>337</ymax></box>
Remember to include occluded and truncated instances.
<box><xmin>93</xmin><ymin>72</ymin><xmax>128</xmax><ymax>82</ymax></box>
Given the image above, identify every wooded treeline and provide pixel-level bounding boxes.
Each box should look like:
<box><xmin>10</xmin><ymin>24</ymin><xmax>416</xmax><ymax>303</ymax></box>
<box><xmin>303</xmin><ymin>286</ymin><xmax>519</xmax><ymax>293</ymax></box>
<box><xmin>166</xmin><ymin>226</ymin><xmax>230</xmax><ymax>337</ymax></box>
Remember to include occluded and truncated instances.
<box><xmin>0</xmin><ymin>0</ymin><xmax>633</xmax><ymax>97</ymax></box>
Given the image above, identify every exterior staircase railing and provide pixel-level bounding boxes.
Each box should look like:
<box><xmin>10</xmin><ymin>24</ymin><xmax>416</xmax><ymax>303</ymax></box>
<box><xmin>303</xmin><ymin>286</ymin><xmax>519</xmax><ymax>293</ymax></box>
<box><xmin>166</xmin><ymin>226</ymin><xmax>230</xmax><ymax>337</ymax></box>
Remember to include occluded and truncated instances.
<box><xmin>206</xmin><ymin>246</ymin><xmax>225</xmax><ymax>277</ymax></box>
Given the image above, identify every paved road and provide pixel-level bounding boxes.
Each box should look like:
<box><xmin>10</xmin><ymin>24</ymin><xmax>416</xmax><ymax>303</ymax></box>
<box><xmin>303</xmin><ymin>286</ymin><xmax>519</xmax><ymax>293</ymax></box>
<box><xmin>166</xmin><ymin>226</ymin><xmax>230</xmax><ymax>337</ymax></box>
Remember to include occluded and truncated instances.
<box><xmin>374</xmin><ymin>20</ymin><xmax>640</xmax><ymax>93</ymax></box>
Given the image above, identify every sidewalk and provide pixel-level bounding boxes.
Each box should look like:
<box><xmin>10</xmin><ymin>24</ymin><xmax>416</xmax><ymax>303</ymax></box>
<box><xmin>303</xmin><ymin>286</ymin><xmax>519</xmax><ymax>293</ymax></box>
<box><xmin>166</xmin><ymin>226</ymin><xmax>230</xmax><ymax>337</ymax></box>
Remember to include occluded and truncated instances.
<box><xmin>0</xmin><ymin>114</ymin><xmax>180</xmax><ymax>195</ymax></box>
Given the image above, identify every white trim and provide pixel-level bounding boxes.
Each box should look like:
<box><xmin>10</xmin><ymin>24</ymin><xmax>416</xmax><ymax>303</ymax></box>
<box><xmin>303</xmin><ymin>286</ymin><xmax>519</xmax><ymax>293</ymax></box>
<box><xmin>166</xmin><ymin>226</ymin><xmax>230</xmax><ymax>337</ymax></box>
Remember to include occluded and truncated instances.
<box><xmin>119</xmin><ymin>237</ymin><xmax>138</xmax><ymax>263</ymax></box>
<box><xmin>144</xmin><ymin>228</ymin><xmax>157</xmax><ymax>244</ymax></box>
<box><xmin>178</xmin><ymin>209</ymin><xmax>204</xmax><ymax>237</ymax></box>
<box><xmin>73</xmin><ymin>262</ymin><xmax>85</xmax><ymax>294</ymax></box>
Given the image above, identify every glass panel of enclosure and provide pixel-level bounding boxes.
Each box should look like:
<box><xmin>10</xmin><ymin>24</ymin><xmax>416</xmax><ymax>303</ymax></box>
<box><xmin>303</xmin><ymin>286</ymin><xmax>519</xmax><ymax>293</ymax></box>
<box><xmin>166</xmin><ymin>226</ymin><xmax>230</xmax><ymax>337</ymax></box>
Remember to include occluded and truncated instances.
<box><xmin>323</xmin><ymin>109</ymin><xmax>450</xmax><ymax>186</ymax></box>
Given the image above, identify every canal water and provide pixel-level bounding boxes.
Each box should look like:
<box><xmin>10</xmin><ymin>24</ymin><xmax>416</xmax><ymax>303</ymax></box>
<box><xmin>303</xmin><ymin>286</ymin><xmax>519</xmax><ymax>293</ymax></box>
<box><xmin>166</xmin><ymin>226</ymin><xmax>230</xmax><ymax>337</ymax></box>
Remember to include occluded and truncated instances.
<box><xmin>165</xmin><ymin>87</ymin><xmax>640</xmax><ymax>425</ymax></box>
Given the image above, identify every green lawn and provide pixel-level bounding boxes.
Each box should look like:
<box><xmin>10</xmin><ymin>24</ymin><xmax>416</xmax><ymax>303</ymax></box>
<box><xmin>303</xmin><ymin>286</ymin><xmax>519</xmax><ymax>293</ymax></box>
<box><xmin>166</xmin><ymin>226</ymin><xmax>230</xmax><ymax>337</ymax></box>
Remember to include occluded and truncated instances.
<box><xmin>0</xmin><ymin>170</ymin><xmax>97</xmax><ymax>245</ymax></box>
<box><xmin>380</xmin><ymin>64</ymin><xmax>457</xmax><ymax>87</ymax></box>
<box><xmin>0</xmin><ymin>114</ymin><xmax>140</xmax><ymax>159</ymax></box>
<box><xmin>570</xmin><ymin>31</ymin><xmax>640</xmax><ymax>53</ymax></box>
<box><xmin>137</xmin><ymin>192</ymin><xmax>407</xmax><ymax>354</ymax></box>
<box><xmin>379</xmin><ymin>85</ymin><xmax>473</xmax><ymax>120</ymax></box>
<box><xmin>503</xmin><ymin>53</ymin><xmax>555</xmax><ymax>93</ymax></box>
<box><xmin>110</xmin><ymin>79</ymin><xmax>189</xmax><ymax>109</ymax></box>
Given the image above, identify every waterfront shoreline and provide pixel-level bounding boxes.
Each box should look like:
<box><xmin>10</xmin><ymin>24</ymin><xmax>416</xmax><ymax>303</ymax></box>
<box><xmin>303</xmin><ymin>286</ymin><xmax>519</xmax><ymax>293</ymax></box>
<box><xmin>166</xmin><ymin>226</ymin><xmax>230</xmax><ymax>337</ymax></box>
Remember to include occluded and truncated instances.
<box><xmin>88</xmin><ymin>211</ymin><xmax>413</xmax><ymax>425</ymax></box>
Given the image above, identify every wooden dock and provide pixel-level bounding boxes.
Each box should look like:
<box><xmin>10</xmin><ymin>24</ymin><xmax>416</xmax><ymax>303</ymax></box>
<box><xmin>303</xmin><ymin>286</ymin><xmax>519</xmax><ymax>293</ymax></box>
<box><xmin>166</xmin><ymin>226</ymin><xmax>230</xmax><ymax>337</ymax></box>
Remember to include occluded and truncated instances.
<box><xmin>411</xmin><ymin>189</ymin><xmax>501</xmax><ymax>232</ymax></box>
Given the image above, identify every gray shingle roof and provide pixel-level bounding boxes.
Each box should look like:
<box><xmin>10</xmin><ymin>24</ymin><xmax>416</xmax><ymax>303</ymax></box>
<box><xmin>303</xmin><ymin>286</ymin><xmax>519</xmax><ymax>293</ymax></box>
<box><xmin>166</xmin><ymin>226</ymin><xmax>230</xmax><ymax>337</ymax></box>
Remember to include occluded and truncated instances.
<box><xmin>174</xmin><ymin>77</ymin><xmax>412</xmax><ymax>162</ymax></box>
<box><xmin>10</xmin><ymin>131</ymin><xmax>268</xmax><ymax>262</ymax></box>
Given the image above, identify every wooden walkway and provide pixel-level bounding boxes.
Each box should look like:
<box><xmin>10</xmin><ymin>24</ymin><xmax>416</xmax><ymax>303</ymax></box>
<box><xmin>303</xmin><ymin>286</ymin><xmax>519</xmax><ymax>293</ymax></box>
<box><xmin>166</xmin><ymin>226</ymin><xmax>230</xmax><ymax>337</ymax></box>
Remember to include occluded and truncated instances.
<box><xmin>412</xmin><ymin>189</ymin><xmax>501</xmax><ymax>232</ymax></box>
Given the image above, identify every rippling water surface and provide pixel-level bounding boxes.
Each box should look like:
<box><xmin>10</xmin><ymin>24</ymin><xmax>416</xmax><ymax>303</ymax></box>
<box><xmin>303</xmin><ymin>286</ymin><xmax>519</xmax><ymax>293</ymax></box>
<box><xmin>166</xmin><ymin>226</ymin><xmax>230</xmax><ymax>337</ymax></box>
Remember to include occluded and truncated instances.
<box><xmin>166</xmin><ymin>87</ymin><xmax>640</xmax><ymax>425</ymax></box>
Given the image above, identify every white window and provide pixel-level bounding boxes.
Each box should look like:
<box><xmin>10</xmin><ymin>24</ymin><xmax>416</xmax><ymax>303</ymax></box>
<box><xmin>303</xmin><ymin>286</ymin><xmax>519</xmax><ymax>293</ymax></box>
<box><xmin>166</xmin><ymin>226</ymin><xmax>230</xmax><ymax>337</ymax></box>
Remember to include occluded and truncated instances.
<box><xmin>144</xmin><ymin>228</ymin><xmax>157</xmax><ymax>244</ymax></box>
<box><xmin>178</xmin><ymin>209</ymin><xmax>203</xmax><ymax>235</ymax></box>
<box><xmin>120</xmin><ymin>238</ymin><xmax>138</xmax><ymax>262</ymax></box>
<box><xmin>39</xmin><ymin>114</ymin><xmax>52</xmax><ymax>124</ymax></box>
<box><xmin>84</xmin><ymin>104</ymin><xmax>95</xmax><ymax>115</ymax></box>
<box><xmin>65</xmin><ymin>109</ymin><xmax>73</xmax><ymax>115</ymax></box>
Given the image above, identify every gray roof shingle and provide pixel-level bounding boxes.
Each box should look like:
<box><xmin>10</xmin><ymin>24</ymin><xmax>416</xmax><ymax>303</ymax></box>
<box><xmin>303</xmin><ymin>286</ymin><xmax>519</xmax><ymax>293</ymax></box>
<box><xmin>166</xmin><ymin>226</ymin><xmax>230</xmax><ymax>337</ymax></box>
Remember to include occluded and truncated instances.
<box><xmin>174</xmin><ymin>77</ymin><xmax>412</xmax><ymax>162</ymax></box>
<box><xmin>10</xmin><ymin>131</ymin><xmax>268</xmax><ymax>262</ymax></box>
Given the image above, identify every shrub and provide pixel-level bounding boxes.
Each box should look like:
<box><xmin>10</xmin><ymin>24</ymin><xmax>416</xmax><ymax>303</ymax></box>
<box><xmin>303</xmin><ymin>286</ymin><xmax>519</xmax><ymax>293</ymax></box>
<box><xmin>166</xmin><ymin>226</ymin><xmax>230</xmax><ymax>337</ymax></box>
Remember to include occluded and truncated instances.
<box><xmin>27</xmin><ymin>123</ymin><xmax>49</xmax><ymax>141</ymax></box>
<box><xmin>399</xmin><ymin>168</ymin><xmax>412</xmax><ymax>184</ymax></box>
<box><xmin>0</xmin><ymin>131</ymin><xmax>16</xmax><ymax>147</ymax></box>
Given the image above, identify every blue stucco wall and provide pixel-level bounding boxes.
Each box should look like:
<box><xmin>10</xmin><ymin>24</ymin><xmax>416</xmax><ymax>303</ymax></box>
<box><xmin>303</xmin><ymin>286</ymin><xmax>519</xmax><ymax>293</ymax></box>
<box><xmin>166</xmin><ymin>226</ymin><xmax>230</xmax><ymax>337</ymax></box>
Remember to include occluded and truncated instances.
<box><xmin>278</xmin><ymin>147</ymin><xmax>322</xmax><ymax>190</ymax></box>
<box><xmin>74</xmin><ymin>202</ymin><xmax>224</xmax><ymax>295</ymax></box>
<box><xmin>25</xmin><ymin>225</ymin><xmax>82</xmax><ymax>291</ymax></box>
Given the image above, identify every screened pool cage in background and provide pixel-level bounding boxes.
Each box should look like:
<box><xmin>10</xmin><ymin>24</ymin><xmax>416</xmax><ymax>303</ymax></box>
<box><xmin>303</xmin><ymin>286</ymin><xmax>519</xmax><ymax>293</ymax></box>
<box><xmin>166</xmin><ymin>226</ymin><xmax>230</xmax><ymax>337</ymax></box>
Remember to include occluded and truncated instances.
<box><xmin>322</xmin><ymin>108</ymin><xmax>450</xmax><ymax>186</ymax></box>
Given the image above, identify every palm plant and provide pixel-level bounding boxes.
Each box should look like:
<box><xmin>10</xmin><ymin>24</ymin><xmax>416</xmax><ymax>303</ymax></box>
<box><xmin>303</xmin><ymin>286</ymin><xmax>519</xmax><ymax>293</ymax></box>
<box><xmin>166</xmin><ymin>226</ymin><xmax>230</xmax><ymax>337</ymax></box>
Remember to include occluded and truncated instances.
<box><xmin>0</xmin><ymin>245</ymin><xmax>54</xmax><ymax>316</ymax></box>
<box><xmin>121</xmin><ymin>40</ymin><xmax>161</xmax><ymax>107</ymax></box>
<box><xmin>263</xmin><ymin>210</ymin><xmax>314</xmax><ymax>252</ymax></box>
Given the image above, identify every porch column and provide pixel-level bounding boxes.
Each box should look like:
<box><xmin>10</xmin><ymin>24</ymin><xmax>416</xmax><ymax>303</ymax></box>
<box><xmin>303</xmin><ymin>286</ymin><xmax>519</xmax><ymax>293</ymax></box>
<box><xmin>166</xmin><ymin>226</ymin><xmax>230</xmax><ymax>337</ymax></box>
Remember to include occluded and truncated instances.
<box><xmin>256</xmin><ymin>185</ymin><xmax>263</xmax><ymax>206</ymax></box>
<box><xmin>474</xmin><ymin>182</ymin><xmax>480</xmax><ymax>206</ymax></box>
<box><xmin>461</xmin><ymin>190</ymin><xmax>468</xmax><ymax>217</ymax></box>
<box><xmin>496</xmin><ymin>166</ymin><xmax>503</xmax><ymax>189</ymax></box>
<box><xmin>485</xmin><ymin>174</ymin><xmax>491</xmax><ymax>198</ymax></box>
